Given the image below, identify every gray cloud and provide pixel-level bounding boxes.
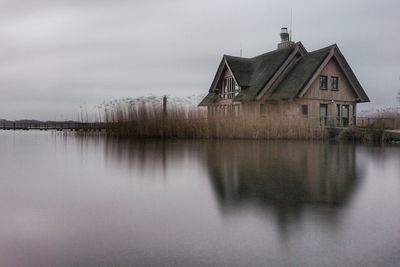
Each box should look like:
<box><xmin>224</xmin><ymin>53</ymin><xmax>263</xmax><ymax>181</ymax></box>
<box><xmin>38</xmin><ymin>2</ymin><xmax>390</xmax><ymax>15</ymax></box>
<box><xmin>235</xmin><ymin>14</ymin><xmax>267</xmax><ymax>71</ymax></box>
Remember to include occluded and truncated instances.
<box><xmin>0</xmin><ymin>0</ymin><xmax>399</xmax><ymax>119</ymax></box>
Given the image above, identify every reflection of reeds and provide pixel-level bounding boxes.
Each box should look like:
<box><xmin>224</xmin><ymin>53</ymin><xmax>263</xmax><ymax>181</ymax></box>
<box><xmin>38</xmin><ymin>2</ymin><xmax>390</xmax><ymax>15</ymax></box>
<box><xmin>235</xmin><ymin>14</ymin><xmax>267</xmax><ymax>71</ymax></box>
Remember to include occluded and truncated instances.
<box><xmin>93</xmin><ymin>96</ymin><xmax>326</xmax><ymax>140</ymax></box>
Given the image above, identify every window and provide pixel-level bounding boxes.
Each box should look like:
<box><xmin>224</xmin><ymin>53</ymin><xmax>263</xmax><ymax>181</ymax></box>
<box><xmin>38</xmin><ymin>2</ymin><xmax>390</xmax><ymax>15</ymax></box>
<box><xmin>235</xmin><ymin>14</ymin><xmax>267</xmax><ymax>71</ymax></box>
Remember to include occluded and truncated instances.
<box><xmin>320</xmin><ymin>103</ymin><xmax>328</xmax><ymax>125</ymax></box>
<box><xmin>342</xmin><ymin>105</ymin><xmax>349</xmax><ymax>118</ymax></box>
<box><xmin>320</xmin><ymin>104</ymin><xmax>328</xmax><ymax>117</ymax></box>
<box><xmin>260</xmin><ymin>104</ymin><xmax>266</xmax><ymax>117</ymax></box>
<box><xmin>342</xmin><ymin>105</ymin><xmax>349</xmax><ymax>127</ymax></box>
<box><xmin>319</xmin><ymin>75</ymin><xmax>328</xmax><ymax>90</ymax></box>
<box><xmin>222</xmin><ymin>77</ymin><xmax>238</xmax><ymax>99</ymax></box>
<box><xmin>331</xmin><ymin>76</ymin><xmax>339</xmax><ymax>90</ymax></box>
<box><xmin>336</xmin><ymin>104</ymin><xmax>341</xmax><ymax>126</ymax></box>
<box><xmin>301</xmin><ymin>105</ymin><xmax>308</xmax><ymax>116</ymax></box>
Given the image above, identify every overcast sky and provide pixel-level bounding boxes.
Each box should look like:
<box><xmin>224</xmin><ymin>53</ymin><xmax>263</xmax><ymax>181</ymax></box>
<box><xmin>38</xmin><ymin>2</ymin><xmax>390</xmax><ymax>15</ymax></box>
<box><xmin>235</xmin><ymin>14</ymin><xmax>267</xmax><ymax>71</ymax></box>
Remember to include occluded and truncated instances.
<box><xmin>0</xmin><ymin>0</ymin><xmax>399</xmax><ymax>120</ymax></box>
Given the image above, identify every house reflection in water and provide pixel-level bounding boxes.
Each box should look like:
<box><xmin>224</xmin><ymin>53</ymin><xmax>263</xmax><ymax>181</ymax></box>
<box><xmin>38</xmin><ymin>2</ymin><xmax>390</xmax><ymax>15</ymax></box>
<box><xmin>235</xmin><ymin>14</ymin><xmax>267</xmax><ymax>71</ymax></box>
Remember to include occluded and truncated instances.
<box><xmin>79</xmin><ymin>136</ymin><xmax>361</xmax><ymax>234</ymax></box>
<box><xmin>204</xmin><ymin>141</ymin><xmax>361</xmax><ymax>230</ymax></box>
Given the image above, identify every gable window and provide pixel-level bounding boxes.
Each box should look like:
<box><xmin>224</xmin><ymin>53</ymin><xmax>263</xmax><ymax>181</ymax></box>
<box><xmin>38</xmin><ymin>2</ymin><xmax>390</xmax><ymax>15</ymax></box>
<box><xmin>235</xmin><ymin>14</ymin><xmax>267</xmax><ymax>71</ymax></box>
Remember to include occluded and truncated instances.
<box><xmin>301</xmin><ymin>105</ymin><xmax>308</xmax><ymax>116</ymax></box>
<box><xmin>221</xmin><ymin>77</ymin><xmax>238</xmax><ymax>100</ymax></box>
<box><xmin>331</xmin><ymin>76</ymin><xmax>339</xmax><ymax>90</ymax></box>
<box><xmin>319</xmin><ymin>75</ymin><xmax>328</xmax><ymax>90</ymax></box>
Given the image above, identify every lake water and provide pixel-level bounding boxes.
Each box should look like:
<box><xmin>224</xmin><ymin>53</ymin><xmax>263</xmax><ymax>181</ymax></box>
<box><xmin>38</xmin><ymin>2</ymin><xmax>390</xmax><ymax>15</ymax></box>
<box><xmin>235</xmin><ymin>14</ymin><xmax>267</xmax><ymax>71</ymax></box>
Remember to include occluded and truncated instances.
<box><xmin>0</xmin><ymin>131</ymin><xmax>399</xmax><ymax>267</ymax></box>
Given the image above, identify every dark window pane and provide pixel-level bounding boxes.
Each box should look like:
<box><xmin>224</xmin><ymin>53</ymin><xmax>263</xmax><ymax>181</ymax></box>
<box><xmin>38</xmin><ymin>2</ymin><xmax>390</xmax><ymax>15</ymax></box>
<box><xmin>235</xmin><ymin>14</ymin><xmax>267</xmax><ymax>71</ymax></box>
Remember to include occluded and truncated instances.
<box><xmin>320</xmin><ymin>104</ymin><xmax>328</xmax><ymax>117</ymax></box>
<box><xmin>320</xmin><ymin>75</ymin><xmax>328</xmax><ymax>89</ymax></box>
<box><xmin>332</xmin><ymin>76</ymin><xmax>339</xmax><ymax>90</ymax></box>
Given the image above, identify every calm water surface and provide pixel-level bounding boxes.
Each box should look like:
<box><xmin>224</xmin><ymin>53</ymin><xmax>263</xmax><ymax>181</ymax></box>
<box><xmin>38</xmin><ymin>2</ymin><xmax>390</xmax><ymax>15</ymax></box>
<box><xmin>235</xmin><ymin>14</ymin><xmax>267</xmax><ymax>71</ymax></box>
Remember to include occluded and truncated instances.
<box><xmin>0</xmin><ymin>131</ymin><xmax>399</xmax><ymax>267</ymax></box>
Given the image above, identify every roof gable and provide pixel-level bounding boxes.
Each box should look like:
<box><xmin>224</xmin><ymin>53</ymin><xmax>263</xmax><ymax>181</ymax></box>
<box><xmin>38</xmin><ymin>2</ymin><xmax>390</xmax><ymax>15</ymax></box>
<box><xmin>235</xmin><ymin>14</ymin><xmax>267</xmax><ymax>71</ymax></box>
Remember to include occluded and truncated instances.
<box><xmin>206</xmin><ymin>45</ymin><xmax>296</xmax><ymax>100</ymax></box>
<box><xmin>330</xmin><ymin>47</ymin><xmax>370</xmax><ymax>102</ymax></box>
<box><xmin>207</xmin><ymin>58</ymin><xmax>241</xmax><ymax>93</ymax></box>
<box><xmin>269</xmin><ymin>45</ymin><xmax>369</xmax><ymax>102</ymax></box>
<box><xmin>268</xmin><ymin>45</ymin><xmax>333</xmax><ymax>100</ymax></box>
<box><xmin>231</xmin><ymin>47</ymin><xmax>295</xmax><ymax>100</ymax></box>
<box><xmin>302</xmin><ymin>57</ymin><xmax>360</xmax><ymax>102</ymax></box>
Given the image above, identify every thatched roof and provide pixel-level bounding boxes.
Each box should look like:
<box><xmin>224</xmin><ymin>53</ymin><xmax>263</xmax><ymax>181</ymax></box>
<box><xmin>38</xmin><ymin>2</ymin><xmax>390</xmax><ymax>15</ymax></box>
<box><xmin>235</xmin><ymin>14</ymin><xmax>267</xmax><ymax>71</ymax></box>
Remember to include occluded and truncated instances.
<box><xmin>199</xmin><ymin>42</ymin><xmax>370</xmax><ymax>106</ymax></box>
<box><xmin>268</xmin><ymin>45</ymin><xmax>333</xmax><ymax>99</ymax></box>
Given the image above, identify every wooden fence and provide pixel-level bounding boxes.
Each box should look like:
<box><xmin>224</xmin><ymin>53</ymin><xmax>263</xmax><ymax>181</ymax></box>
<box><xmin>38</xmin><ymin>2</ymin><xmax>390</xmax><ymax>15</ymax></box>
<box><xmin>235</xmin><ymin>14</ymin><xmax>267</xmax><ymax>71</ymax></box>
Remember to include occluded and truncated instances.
<box><xmin>357</xmin><ymin>117</ymin><xmax>400</xmax><ymax>129</ymax></box>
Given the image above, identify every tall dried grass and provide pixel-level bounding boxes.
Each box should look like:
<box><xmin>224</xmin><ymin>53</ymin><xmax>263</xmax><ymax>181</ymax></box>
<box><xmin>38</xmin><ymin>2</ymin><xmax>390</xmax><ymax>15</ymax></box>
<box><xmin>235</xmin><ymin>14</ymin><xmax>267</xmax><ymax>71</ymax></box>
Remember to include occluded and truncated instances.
<box><xmin>357</xmin><ymin>108</ymin><xmax>400</xmax><ymax>129</ymax></box>
<box><xmin>92</xmin><ymin>96</ymin><xmax>326</xmax><ymax>140</ymax></box>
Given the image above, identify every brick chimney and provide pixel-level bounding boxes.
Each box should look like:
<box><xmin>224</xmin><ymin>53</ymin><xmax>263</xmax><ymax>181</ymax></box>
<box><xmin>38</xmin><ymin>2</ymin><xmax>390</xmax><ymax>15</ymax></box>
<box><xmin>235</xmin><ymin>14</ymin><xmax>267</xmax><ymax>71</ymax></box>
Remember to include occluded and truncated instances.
<box><xmin>277</xmin><ymin>27</ymin><xmax>294</xmax><ymax>49</ymax></box>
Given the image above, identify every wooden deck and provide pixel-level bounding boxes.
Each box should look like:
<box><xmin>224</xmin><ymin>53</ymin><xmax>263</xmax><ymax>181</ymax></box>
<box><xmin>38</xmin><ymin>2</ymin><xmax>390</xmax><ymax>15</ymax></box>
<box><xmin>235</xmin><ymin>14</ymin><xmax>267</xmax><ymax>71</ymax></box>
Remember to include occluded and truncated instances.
<box><xmin>0</xmin><ymin>122</ymin><xmax>107</xmax><ymax>132</ymax></box>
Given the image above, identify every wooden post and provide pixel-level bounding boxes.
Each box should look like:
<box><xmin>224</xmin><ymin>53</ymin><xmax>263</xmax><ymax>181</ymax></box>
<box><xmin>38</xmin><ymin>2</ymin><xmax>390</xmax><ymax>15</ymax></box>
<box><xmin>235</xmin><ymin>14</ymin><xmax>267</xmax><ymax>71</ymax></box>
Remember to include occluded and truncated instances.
<box><xmin>162</xmin><ymin>96</ymin><xmax>167</xmax><ymax>120</ymax></box>
<box><xmin>162</xmin><ymin>96</ymin><xmax>168</xmax><ymax>138</ymax></box>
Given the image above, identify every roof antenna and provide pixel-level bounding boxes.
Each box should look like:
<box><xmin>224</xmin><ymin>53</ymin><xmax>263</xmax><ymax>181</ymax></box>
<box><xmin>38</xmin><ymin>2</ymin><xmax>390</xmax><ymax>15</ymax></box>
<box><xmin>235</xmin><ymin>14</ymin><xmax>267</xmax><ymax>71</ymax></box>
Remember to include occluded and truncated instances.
<box><xmin>240</xmin><ymin>41</ymin><xmax>243</xmax><ymax>57</ymax></box>
<box><xmin>290</xmin><ymin>8</ymin><xmax>293</xmax><ymax>41</ymax></box>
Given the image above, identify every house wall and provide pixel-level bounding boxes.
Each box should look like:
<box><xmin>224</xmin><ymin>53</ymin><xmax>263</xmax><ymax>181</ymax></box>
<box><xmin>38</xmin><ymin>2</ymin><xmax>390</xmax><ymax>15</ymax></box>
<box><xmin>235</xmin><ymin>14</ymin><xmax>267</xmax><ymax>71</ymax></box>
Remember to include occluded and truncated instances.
<box><xmin>302</xmin><ymin>58</ymin><xmax>358</xmax><ymax>125</ymax></box>
<box><xmin>239</xmin><ymin>58</ymin><xmax>359</xmax><ymax>126</ymax></box>
<box><xmin>242</xmin><ymin>100</ymin><xmax>304</xmax><ymax>121</ymax></box>
<box><xmin>241</xmin><ymin>98</ymin><xmax>357</xmax><ymax>126</ymax></box>
<box><xmin>303</xmin><ymin>58</ymin><xmax>358</xmax><ymax>102</ymax></box>
<box><xmin>208</xmin><ymin>58</ymin><xmax>359</xmax><ymax>127</ymax></box>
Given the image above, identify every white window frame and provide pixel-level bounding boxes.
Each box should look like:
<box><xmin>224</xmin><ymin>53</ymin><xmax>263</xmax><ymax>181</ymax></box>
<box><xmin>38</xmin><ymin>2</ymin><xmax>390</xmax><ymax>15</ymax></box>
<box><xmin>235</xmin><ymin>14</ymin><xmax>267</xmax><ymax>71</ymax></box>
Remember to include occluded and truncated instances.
<box><xmin>221</xmin><ymin>77</ymin><xmax>240</xmax><ymax>99</ymax></box>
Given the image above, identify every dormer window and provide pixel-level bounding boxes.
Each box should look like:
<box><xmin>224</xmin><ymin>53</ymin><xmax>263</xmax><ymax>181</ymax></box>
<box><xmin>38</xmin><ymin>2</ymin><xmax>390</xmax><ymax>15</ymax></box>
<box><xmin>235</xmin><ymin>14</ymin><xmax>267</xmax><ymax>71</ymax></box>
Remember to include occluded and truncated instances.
<box><xmin>221</xmin><ymin>77</ymin><xmax>239</xmax><ymax>99</ymax></box>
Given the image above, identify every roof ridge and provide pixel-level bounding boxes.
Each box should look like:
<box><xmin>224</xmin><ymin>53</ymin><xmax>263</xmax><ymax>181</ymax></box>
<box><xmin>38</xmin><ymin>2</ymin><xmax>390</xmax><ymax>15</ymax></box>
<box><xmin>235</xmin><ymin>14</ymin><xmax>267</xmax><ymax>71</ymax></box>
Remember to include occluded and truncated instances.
<box><xmin>307</xmin><ymin>44</ymin><xmax>336</xmax><ymax>55</ymax></box>
<box><xmin>224</xmin><ymin>44</ymin><xmax>296</xmax><ymax>61</ymax></box>
<box><xmin>224</xmin><ymin>54</ymin><xmax>251</xmax><ymax>61</ymax></box>
<box><xmin>251</xmin><ymin>46</ymin><xmax>294</xmax><ymax>60</ymax></box>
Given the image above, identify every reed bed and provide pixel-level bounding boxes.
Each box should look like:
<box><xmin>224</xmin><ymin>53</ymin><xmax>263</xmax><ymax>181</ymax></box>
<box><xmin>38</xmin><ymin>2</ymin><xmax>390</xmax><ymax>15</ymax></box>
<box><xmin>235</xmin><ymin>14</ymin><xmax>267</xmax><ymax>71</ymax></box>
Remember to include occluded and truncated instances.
<box><xmin>357</xmin><ymin>108</ymin><xmax>400</xmax><ymax>129</ymax></box>
<box><xmin>90</xmin><ymin>96</ymin><xmax>326</xmax><ymax>140</ymax></box>
<box><xmin>341</xmin><ymin>108</ymin><xmax>400</xmax><ymax>142</ymax></box>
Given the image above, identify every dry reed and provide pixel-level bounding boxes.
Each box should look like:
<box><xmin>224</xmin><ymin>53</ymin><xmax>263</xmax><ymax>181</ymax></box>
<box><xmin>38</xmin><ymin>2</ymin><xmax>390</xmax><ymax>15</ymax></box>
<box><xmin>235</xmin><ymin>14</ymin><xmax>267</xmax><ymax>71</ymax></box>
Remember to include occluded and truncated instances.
<box><xmin>92</xmin><ymin>96</ymin><xmax>326</xmax><ymax>140</ymax></box>
<box><xmin>357</xmin><ymin>108</ymin><xmax>400</xmax><ymax>129</ymax></box>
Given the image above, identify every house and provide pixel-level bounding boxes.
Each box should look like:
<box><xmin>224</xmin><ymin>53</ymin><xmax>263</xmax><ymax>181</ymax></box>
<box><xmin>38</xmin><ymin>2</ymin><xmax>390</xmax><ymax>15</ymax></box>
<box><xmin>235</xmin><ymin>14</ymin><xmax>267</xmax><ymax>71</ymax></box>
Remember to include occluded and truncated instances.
<box><xmin>198</xmin><ymin>28</ymin><xmax>370</xmax><ymax>127</ymax></box>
